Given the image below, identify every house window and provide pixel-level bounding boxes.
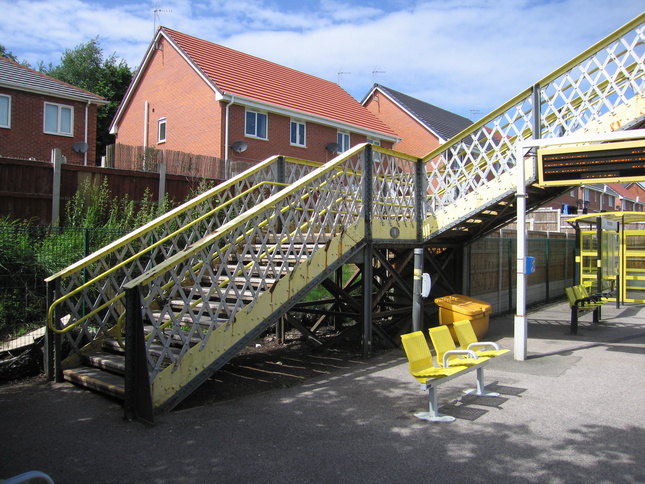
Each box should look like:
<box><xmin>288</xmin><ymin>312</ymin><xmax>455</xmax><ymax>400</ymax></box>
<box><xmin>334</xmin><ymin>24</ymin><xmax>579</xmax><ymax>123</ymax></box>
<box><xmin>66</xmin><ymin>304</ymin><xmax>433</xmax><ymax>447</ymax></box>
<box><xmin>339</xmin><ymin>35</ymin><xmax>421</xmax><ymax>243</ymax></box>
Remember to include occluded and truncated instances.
<box><xmin>245</xmin><ymin>110</ymin><xmax>267</xmax><ymax>139</ymax></box>
<box><xmin>44</xmin><ymin>102</ymin><xmax>73</xmax><ymax>136</ymax></box>
<box><xmin>337</xmin><ymin>131</ymin><xmax>350</xmax><ymax>152</ymax></box>
<box><xmin>158</xmin><ymin>118</ymin><xmax>166</xmax><ymax>143</ymax></box>
<box><xmin>0</xmin><ymin>94</ymin><xmax>10</xmax><ymax>128</ymax></box>
<box><xmin>290</xmin><ymin>119</ymin><xmax>306</xmax><ymax>147</ymax></box>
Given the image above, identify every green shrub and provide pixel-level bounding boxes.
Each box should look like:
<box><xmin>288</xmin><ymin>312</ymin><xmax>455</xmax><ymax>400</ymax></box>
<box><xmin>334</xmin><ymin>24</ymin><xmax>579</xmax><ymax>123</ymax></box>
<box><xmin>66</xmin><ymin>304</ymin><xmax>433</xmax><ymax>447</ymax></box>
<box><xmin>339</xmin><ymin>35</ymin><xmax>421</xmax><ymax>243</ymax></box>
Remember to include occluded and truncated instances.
<box><xmin>0</xmin><ymin>218</ymin><xmax>48</xmax><ymax>339</ymax></box>
<box><xmin>1</xmin><ymin>180</ymin><xmax>177</xmax><ymax>341</ymax></box>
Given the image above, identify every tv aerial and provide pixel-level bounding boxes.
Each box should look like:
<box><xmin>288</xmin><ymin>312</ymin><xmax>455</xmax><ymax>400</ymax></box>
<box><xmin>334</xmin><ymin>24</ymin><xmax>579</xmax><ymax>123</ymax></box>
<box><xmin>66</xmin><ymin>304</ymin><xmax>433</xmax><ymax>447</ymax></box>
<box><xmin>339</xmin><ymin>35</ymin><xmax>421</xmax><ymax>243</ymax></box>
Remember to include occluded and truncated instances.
<box><xmin>337</xmin><ymin>67</ymin><xmax>351</xmax><ymax>85</ymax></box>
<box><xmin>153</xmin><ymin>2</ymin><xmax>172</xmax><ymax>34</ymax></box>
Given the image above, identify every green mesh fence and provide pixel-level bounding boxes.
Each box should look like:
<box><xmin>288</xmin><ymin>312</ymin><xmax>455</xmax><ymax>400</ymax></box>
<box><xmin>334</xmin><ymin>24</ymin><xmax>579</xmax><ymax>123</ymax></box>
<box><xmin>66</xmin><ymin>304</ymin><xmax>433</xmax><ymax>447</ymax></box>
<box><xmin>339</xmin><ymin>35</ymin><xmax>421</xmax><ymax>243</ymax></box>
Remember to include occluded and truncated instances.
<box><xmin>0</xmin><ymin>225</ymin><xmax>128</xmax><ymax>344</ymax></box>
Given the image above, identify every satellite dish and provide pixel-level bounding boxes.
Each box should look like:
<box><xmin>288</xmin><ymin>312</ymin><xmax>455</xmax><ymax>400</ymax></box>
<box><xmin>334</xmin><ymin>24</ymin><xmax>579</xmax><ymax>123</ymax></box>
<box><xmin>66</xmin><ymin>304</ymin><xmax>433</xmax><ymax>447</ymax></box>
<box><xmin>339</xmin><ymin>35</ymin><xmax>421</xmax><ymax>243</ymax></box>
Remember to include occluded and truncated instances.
<box><xmin>231</xmin><ymin>141</ymin><xmax>248</xmax><ymax>153</ymax></box>
<box><xmin>73</xmin><ymin>142</ymin><xmax>89</xmax><ymax>154</ymax></box>
<box><xmin>326</xmin><ymin>142</ymin><xmax>341</xmax><ymax>153</ymax></box>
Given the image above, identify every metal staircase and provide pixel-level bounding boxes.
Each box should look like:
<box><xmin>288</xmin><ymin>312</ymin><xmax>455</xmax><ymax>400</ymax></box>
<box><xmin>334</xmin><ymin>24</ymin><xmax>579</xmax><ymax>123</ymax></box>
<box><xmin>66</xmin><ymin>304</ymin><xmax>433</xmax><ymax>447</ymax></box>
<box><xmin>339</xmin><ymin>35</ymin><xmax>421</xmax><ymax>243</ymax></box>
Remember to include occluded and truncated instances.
<box><xmin>46</xmin><ymin>13</ymin><xmax>645</xmax><ymax>421</ymax></box>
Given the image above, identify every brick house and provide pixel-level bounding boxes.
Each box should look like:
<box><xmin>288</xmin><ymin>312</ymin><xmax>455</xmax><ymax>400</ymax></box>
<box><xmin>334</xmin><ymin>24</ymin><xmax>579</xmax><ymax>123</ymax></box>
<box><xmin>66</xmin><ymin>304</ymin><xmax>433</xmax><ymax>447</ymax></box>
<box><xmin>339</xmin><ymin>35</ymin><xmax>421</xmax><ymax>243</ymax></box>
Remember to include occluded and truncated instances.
<box><xmin>361</xmin><ymin>84</ymin><xmax>472</xmax><ymax>157</ymax></box>
<box><xmin>0</xmin><ymin>57</ymin><xmax>107</xmax><ymax>165</ymax></box>
<box><xmin>110</xmin><ymin>27</ymin><xmax>398</xmax><ymax>174</ymax></box>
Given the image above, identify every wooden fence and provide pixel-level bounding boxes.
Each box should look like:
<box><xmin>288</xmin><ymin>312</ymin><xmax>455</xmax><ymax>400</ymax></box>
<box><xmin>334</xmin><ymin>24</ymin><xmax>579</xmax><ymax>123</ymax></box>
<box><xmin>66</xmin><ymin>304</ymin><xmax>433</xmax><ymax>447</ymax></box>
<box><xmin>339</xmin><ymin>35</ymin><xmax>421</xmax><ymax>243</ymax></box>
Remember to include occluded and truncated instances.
<box><xmin>104</xmin><ymin>144</ymin><xmax>228</xmax><ymax>179</ymax></box>
<box><xmin>0</xmin><ymin>153</ymin><xmax>222</xmax><ymax>225</ymax></box>
<box><xmin>466</xmin><ymin>230</ymin><xmax>576</xmax><ymax>314</ymax></box>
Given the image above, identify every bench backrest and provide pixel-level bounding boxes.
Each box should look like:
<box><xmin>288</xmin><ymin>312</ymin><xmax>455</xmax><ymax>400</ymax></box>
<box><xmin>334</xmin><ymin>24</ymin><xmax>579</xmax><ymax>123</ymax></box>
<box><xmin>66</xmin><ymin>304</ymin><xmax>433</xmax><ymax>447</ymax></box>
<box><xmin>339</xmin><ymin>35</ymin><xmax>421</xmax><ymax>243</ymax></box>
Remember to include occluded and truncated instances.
<box><xmin>429</xmin><ymin>325</ymin><xmax>458</xmax><ymax>367</ymax></box>
<box><xmin>400</xmin><ymin>331</ymin><xmax>435</xmax><ymax>381</ymax></box>
<box><xmin>565</xmin><ymin>286</ymin><xmax>577</xmax><ymax>307</ymax></box>
<box><xmin>453</xmin><ymin>319</ymin><xmax>478</xmax><ymax>348</ymax></box>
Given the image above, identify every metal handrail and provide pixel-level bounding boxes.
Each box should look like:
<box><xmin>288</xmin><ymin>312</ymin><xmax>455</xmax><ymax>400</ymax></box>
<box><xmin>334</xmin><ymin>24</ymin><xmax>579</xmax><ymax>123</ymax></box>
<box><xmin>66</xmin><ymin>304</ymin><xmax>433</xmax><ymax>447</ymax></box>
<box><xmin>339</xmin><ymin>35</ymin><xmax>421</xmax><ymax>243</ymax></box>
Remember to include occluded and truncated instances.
<box><xmin>46</xmin><ymin>155</ymin><xmax>321</xmax><ymax>336</ymax></box>
<box><xmin>123</xmin><ymin>144</ymin><xmax>371</xmax><ymax>290</ymax></box>
<box><xmin>423</xmin><ymin>12</ymin><xmax>645</xmax><ymax>164</ymax></box>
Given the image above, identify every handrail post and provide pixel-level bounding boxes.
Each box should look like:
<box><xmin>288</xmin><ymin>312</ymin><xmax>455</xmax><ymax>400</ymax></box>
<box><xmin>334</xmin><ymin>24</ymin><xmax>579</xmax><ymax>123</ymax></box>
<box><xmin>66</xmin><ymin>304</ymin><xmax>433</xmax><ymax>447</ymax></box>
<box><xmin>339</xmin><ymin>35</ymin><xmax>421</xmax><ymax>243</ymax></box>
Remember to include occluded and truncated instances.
<box><xmin>362</xmin><ymin>145</ymin><xmax>374</xmax><ymax>358</ymax></box>
<box><xmin>415</xmin><ymin>158</ymin><xmax>427</xmax><ymax>242</ymax></box>
<box><xmin>276</xmin><ymin>156</ymin><xmax>286</xmax><ymax>185</ymax></box>
<box><xmin>124</xmin><ymin>286</ymin><xmax>154</xmax><ymax>423</ymax></box>
<box><xmin>45</xmin><ymin>277</ymin><xmax>63</xmax><ymax>382</ymax></box>
<box><xmin>363</xmin><ymin>145</ymin><xmax>373</xmax><ymax>240</ymax></box>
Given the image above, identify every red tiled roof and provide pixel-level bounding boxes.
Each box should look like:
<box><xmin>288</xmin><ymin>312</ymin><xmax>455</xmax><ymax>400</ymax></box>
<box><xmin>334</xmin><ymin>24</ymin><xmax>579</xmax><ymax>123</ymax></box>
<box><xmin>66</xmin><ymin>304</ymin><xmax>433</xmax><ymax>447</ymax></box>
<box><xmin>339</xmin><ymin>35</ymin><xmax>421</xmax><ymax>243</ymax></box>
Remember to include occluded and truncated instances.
<box><xmin>161</xmin><ymin>27</ymin><xmax>397</xmax><ymax>138</ymax></box>
<box><xmin>607</xmin><ymin>183</ymin><xmax>633</xmax><ymax>199</ymax></box>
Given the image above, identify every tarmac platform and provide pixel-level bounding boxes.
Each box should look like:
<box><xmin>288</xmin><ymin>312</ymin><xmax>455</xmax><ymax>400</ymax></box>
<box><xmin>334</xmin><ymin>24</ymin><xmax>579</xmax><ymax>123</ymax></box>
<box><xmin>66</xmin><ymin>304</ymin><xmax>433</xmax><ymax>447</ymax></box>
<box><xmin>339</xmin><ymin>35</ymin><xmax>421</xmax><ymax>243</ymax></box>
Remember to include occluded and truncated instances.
<box><xmin>1</xmin><ymin>299</ymin><xmax>644</xmax><ymax>483</ymax></box>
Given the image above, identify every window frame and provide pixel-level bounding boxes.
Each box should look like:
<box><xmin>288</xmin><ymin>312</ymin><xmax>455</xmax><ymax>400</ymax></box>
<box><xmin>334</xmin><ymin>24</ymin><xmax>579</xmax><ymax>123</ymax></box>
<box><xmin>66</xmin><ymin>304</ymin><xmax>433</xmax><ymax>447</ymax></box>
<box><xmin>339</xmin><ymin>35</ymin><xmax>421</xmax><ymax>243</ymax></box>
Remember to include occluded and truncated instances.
<box><xmin>43</xmin><ymin>101</ymin><xmax>73</xmax><ymax>136</ymax></box>
<box><xmin>0</xmin><ymin>94</ymin><xmax>11</xmax><ymax>129</ymax></box>
<box><xmin>337</xmin><ymin>131</ymin><xmax>350</xmax><ymax>152</ymax></box>
<box><xmin>158</xmin><ymin>117</ymin><xmax>167</xmax><ymax>144</ymax></box>
<box><xmin>245</xmin><ymin>110</ymin><xmax>268</xmax><ymax>140</ymax></box>
<box><xmin>367</xmin><ymin>138</ymin><xmax>381</xmax><ymax>161</ymax></box>
<box><xmin>290</xmin><ymin>119</ymin><xmax>306</xmax><ymax>147</ymax></box>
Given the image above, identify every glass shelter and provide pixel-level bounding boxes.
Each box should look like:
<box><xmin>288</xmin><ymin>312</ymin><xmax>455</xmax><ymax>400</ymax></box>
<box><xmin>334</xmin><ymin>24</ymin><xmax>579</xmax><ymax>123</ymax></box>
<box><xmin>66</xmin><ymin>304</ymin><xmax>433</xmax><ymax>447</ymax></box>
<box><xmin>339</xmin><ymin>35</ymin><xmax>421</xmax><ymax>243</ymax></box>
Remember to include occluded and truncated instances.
<box><xmin>568</xmin><ymin>212</ymin><xmax>645</xmax><ymax>304</ymax></box>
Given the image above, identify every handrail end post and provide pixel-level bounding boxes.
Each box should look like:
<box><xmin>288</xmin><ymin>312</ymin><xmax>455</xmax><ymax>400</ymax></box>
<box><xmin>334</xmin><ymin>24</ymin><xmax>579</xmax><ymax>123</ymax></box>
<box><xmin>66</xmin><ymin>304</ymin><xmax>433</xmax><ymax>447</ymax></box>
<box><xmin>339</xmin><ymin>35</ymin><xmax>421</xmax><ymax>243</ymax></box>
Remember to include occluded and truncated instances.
<box><xmin>45</xmin><ymin>278</ymin><xmax>63</xmax><ymax>382</ymax></box>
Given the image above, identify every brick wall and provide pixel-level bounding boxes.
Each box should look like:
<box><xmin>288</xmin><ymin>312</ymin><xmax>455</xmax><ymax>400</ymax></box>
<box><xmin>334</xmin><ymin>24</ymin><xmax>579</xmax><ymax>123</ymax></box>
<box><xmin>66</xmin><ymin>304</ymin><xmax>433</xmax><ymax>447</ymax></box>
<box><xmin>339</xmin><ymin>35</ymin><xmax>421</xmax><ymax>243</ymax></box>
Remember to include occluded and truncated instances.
<box><xmin>115</xmin><ymin>38</ymin><xmax>393</xmax><ymax>170</ymax></box>
<box><xmin>115</xmin><ymin>37</ymin><xmax>224</xmax><ymax>158</ymax></box>
<box><xmin>364</xmin><ymin>91</ymin><xmax>438</xmax><ymax>157</ymax></box>
<box><xmin>226</xmin><ymin>105</ymin><xmax>391</xmax><ymax>164</ymax></box>
<box><xmin>0</xmin><ymin>87</ymin><xmax>99</xmax><ymax>165</ymax></box>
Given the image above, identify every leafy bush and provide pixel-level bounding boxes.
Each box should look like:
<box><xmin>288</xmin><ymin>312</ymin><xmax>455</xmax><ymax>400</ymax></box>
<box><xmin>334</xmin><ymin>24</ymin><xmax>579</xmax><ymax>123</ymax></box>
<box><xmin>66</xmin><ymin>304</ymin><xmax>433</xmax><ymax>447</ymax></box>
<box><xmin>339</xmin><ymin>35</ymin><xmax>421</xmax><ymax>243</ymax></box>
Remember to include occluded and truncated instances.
<box><xmin>0</xmin><ymin>219</ymin><xmax>48</xmax><ymax>339</ymax></box>
<box><xmin>0</xmin><ymin>179</ymin><xmax>177</xmax><ymax>341</ymax></box>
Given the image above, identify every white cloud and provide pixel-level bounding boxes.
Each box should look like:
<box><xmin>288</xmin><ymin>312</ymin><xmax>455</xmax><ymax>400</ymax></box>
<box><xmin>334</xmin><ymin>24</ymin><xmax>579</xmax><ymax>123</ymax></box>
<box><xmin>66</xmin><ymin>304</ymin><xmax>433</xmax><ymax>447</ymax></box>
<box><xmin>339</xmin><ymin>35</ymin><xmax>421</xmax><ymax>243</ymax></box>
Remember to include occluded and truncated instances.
<box><xmin>2</xmin><ymin>0</ymin><xmax>643</xmax><ymax>117</ymax></box>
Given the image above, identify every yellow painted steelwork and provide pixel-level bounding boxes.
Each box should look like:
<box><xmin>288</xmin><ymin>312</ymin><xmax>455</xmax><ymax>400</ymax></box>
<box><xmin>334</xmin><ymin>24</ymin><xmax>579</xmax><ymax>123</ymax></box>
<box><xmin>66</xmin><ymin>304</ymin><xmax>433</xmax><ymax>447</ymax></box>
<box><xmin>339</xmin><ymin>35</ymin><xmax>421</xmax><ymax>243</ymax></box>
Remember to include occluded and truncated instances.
<box><xmin>569</xmin><ymin>212</ymin><xmax>645</xmax><ymax>303</ymax></box>
<box><xmin>151</xmin><ymin>223</ymin><xmax>365</xmax><ymax>408</ymax></box>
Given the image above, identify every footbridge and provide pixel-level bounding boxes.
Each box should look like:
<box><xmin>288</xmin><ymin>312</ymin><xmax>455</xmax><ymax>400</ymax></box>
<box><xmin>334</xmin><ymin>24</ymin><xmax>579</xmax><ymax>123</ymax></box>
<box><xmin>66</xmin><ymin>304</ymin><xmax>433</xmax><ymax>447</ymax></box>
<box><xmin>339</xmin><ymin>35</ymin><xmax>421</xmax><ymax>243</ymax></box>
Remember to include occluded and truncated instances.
<box><xmin>45</xmin><ymin>14</ymin><xmax>645</xmax><ymax>421</ymax></box>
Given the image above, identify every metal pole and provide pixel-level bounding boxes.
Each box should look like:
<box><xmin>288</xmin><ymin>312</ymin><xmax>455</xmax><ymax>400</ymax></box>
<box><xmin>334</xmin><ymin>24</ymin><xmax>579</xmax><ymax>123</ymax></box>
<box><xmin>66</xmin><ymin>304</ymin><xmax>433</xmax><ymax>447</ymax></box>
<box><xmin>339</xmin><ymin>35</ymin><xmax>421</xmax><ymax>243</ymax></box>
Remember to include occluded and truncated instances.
<box><xmin>412</xmin><ymin>248</ymin><xmax>423</xmax><ymax>332</ymax></box>
<box><xmin>514</xmin><ymin>144</ymin><xmax>528</xmax><ymax>361</ymax></box>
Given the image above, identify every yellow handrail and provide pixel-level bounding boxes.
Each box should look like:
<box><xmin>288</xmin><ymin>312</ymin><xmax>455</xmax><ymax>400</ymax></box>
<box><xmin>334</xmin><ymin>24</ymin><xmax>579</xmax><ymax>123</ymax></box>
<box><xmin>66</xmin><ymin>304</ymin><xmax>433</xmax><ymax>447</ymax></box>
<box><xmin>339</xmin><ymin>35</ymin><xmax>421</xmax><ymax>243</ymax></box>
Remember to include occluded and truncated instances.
<box><xmin>46</xmin><ymin>180</ymin><xmax>289</xmax><ymax>334</ymax></box>
<box><xmin>45</xmin><ymin>154</ymin><xmax>320</xmax><ymax>335</ymax></box>
<box><xmin>422</xmin><ymin>12</ymin><xmax>645</xmax><ymax>164</ymax></box>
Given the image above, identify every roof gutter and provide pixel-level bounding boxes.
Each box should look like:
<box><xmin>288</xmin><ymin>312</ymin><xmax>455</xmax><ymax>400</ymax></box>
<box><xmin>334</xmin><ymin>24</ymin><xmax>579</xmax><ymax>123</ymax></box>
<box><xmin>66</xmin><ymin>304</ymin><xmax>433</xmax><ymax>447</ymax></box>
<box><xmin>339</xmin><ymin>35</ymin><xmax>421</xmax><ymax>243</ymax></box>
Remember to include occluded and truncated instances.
<box><xmin>218</xmin><ymin>92</ymin><xmax>398</xmax><ymax>143</ymax></box>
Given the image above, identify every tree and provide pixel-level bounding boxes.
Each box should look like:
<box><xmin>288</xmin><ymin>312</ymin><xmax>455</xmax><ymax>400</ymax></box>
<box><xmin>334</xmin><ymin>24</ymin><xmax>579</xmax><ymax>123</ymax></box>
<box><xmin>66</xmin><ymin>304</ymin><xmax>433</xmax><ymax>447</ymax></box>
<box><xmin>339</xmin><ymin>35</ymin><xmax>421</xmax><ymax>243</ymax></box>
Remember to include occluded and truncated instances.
<box><xmin>0</xmin><ymin>44</ymin><xmax>18</xmax><ymax>62</ymax></box>
<box><xmin>44</xmin><ymin>37</ymin><xmax>133</xmax><ymax>164</ymax></box>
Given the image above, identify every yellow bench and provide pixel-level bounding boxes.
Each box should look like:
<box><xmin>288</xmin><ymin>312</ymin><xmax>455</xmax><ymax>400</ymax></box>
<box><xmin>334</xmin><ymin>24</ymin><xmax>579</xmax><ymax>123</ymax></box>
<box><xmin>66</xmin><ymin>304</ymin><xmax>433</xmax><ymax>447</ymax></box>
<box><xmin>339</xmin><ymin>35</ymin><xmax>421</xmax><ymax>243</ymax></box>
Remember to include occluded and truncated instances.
<box><xmin>400</xmin><ymin>329</ymin><xmax>501</xmax><ymax>422</ymax></box>
<box><xmin>565</xmin><ymin>284</ymin><xmax>608</xmax><ymax>335</ymax></box>
<box><xmin>453</xmin><ymin>319</ymin><xmax>510</xmax><ymax>359</ymax></box>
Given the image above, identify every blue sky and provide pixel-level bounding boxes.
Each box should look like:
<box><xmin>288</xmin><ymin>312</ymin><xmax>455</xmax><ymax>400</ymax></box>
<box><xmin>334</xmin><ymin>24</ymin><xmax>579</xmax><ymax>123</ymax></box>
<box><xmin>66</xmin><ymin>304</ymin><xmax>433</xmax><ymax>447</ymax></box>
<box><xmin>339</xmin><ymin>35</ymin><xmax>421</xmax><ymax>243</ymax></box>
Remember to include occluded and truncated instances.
<box><xmin>1</xmin><ymin>0</ymin><xmax>642</xmax><ymax>119</ymax></box>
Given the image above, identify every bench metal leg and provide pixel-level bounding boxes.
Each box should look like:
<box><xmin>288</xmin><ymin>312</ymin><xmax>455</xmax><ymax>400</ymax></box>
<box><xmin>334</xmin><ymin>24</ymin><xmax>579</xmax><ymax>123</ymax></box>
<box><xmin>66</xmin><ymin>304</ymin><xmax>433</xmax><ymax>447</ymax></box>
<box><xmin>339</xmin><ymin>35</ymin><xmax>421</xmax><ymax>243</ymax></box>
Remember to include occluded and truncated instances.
<box><xmin>414</xmin><ymin>386</ymin><xmax>455</xmax><ymax>422</ymax></box>
<box><xmin>464</xmin><ymin>367</ymin><xmax>500</xmax><ymax>397</ymax></box>
<box><xmin>571</xmin><ymin>307</ymin><xmax>579</xmax><ymax>335</ymax></box>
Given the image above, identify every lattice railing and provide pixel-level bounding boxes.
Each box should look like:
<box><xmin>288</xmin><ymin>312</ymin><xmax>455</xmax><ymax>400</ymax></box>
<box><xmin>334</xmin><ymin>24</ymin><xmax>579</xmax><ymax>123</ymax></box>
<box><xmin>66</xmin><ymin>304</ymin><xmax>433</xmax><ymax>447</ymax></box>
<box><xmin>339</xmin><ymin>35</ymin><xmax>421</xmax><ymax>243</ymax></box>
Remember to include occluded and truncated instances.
<box><xmin>123</xmin><ymin>145</ymin><xmax>418</xmax><ymax>379</ymax></box>
<box><xmin>424</xmin><ymin>14</ymin><xmax>645</xmax><ymax>219</ymax></box>
<box><xmin>46</xmin><ymin>156</ymin><xmax>321</xmax><ymax>356</ymax></box>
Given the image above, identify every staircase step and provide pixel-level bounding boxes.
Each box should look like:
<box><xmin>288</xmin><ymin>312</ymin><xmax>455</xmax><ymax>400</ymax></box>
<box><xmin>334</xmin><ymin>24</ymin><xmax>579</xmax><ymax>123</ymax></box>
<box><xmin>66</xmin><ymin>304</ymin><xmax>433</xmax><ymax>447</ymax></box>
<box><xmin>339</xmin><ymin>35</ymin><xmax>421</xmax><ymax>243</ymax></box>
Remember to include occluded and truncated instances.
<box><xmin>152</xmin><ymin>310</ymin><xmax>228</xmax><ymax>328</ymax></box>
<box><xmin>63</xmin><ymin>366</ymin><xmax>125</xmax><ymax>400</ymax></box>
<box><xmin>81</xmin><ymin>351</ymin><xmax>126</xmax><ymax>375</ymax></box>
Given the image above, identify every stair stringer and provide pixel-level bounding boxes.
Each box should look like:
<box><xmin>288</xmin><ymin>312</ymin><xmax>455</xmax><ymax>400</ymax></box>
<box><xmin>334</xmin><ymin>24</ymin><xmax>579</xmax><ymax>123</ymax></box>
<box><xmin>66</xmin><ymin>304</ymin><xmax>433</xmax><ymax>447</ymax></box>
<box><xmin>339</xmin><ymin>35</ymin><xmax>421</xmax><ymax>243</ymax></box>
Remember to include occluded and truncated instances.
<box><xmin>151</xmin><ymin>222</ymin><xmax>366</xmax><ymax>412</ymax></box>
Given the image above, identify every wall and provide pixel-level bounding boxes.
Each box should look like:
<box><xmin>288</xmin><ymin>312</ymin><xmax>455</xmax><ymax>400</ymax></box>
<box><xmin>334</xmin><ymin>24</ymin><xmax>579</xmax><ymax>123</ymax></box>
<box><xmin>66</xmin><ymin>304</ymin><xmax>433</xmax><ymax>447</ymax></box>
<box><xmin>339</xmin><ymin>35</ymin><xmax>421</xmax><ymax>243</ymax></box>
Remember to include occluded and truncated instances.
<box><xmin>226</xmin><ymin>104</ymin><xmax>391</xmax><ymax>165</ymax></box>
<box><xmin>0</xmin><ymin>87</ymin><xmax>98</xmax><ymax>165</ymax></box>
<box><xmin>115</xmin><ymin>36</ymin><xmax>222</xmax><ymax>157</ymax></box>
<box><xmin>363</xmin><ymin>90</ymin><xmax>439</xmax><ymax>157</ymax></box>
